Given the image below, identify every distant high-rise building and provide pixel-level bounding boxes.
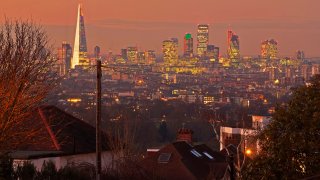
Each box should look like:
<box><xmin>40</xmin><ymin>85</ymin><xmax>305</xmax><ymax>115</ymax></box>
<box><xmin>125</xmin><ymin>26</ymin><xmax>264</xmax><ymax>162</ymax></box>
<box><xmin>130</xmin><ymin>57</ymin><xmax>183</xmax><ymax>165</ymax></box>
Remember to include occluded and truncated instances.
<box><xmin>183</xmin><ymin>33</ymin><xmax>193</xmax><ymax>57</ymax></box>
<box><xmin>94</xmin><ymin>46</ymin><xmax>101</xmax><ymax>59</ymax></box>
<box><xmin>121</xmin><ymin>48</ymin><xmax>128</xmax><ymax>60</ymax></box>
<box><xmin>207</xmin><ymin>45</ymin><xmax>215</xmax><ymax>58</ymax></box>
<box><xmin>72</xmin><ymin>4</ymin><xmax>89</xmax><ymax>68</ymax></box>
<box><xmin>57</xmin><ymin>42</ymin><xmax>72</xmax><ymax>75</ymax></box>
<box><xmin>137</xmin><ymin>51</ymin><xmax>145</xmax><ymax>63</ymax></box>
<box><xmin>261</xmin><ymin>39</ymin><xmax>278</xmax><ymax>59</ymax></box>
<box><xmin>227</xmin><ymin>29</ymin><xmax>240</xmax><ymax>63</ymax></box>
<box><xmin>312</xmin><ymin>64</ymin><xmax>320</xmax><ymax>76</ymax></box>
<box><xmin>171</xmin><ymin>38</ymin><xmax>178</xmax><ymax>48</ymax></box>
<box><xmin>207</xmin><ymin>45</ymin><xmax>220</xmax><ymax>63</ymax></box>
<box><xmin>145</xmin><ymin>50</ymin><xmax>156</xmax><ymax>64</ymax></box>
<box><xmin>296</xmin><ymin>50</ymin><xmax>305</xmax><ymax>60</ymax></box>
<box><xmin>163</xmin><ymin>38</ymin><xmax>178</xmax><ymax>65</ymax></box>
<box><xmin>213</xmin><ymin>47</ymin><xmax>220</xmax><ymax>61</ymax></box>
<box><xmin>197</xmin><ymin>24</ymin><xmax>209</xmax><ymax>57</ymax></box>
<box><xmin>127</xmin><ymin>47</ymin><xmax>138</xmax><ymax>63</ymax></box>
<box><xmin>107</xmin><ymin>50</ymin><xmax>113</xmax><ymax>63</ymax></box>
<box><xmin>301</xmin><ymin>64</ymin><xmax>311</xmax><ymax>81</ymax></box>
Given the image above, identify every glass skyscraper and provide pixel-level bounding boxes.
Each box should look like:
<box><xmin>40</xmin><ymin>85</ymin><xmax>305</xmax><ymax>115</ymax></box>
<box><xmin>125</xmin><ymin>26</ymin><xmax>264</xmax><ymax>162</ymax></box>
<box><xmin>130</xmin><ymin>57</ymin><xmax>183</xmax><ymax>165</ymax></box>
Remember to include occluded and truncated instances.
<box><xmin>72</xmin><ymin>4</ymin><xmax>89</xmax><ymax>68</ymax></box>
<box><xmin>163</xmin><ymin>38</ymin><xmax>178</xmax><ymax>65</ymax></box>
<box><xmin>196</xmin><ymin>24</ymin><xmax>209</xmax><ymax>57</ymax></box>
<box><xmin>227</xmin><ymin>30</ymin><xmax>240</xmax><ymax>63</ymax></box>
<box><xmin>183</xmin><ymin>33</ymin><xmax>193</xmax><ymax>58</ymax></box>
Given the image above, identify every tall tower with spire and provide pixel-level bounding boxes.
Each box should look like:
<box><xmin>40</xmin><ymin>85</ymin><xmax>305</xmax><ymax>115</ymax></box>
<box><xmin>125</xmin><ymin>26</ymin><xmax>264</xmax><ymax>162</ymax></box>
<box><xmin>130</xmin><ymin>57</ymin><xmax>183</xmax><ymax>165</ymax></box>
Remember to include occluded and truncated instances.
<box><xmin>72</xmin><ymin>4</ymin><xmax>89</xmax><ymax>68</ymax></box>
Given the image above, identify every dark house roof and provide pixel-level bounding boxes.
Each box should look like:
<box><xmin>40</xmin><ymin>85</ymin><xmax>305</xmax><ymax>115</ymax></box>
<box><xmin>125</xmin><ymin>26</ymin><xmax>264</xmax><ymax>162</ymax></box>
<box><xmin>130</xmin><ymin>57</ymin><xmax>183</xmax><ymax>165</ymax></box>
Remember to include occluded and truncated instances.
<box><xmin>15</xmin><ymin>105</ymin><xmax>109</xmax><ymax>158</ymax></box>
<box><xmin>139</xmin><ymin>141</ymin><xmax>230</xmax><ymax>180</ymax></box>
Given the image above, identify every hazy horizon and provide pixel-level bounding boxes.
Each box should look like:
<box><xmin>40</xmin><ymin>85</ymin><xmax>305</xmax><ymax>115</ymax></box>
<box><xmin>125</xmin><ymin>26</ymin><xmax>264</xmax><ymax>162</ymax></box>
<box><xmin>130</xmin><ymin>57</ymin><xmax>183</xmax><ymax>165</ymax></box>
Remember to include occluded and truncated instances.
<box><xmin>2</xmin><ymin>0</ymin><xmax>320</xmax><ymax>57</ymax></box>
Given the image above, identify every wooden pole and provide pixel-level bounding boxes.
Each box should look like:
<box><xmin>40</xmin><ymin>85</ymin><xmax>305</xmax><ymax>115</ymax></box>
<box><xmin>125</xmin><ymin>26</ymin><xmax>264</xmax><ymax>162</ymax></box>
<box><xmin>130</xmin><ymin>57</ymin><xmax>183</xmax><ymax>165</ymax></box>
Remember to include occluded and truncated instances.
<box><xmin>96</xmin><ymin>60</ymin><xmax>102</xmax><ymax>180</ymax></box>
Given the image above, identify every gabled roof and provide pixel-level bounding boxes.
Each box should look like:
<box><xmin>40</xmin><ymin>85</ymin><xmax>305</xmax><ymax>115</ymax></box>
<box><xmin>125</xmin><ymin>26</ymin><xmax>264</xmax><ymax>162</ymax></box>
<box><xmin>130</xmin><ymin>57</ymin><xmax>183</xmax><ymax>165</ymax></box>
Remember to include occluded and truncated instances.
<box><xmin>16</xmin><ymin>105</ymin><xmax>109</xmax><ymax>156</ymax></box>
<box><xmin>139</xmin><ymin>141</ymin><xmax>230</xmax><ymax>180</ymax></box>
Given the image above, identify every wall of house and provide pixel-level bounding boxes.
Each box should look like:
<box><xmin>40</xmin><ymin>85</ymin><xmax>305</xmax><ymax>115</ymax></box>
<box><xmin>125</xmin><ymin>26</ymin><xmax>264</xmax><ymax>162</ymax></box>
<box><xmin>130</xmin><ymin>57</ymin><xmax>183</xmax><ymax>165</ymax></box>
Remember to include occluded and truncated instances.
<box><xmin>14</xmin><ymin>151</ymin><xmax>113</xmax><ymax>171</ymax></box>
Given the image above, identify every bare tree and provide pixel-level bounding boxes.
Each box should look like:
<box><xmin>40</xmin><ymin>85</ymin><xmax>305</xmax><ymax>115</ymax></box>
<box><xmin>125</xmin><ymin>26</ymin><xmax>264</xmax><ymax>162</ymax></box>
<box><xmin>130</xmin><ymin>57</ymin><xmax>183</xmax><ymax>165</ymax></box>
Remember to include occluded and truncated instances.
<box><xmin>105</xmin><ymin>118</ymin><xmax>145</xmax><ymax>179</ymax></box>
<box><xmin>0</xmin><ymin>19</ymin><xmax>56</xmax><ymax>152</ymax></box>
<box><xmin>107</xmin><ymin>120</ymin><xmax>137</xmax><ymax>162</ymax></box>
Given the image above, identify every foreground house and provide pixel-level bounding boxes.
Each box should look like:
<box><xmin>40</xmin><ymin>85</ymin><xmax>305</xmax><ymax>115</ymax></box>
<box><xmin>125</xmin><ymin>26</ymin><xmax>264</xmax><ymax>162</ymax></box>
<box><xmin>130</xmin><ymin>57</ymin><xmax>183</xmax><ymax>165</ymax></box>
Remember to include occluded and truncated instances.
<box><xmin>139</xmin><ymin>128</ymin><xmax>232</xmax><ymax>180</ymax></box>
<box><xmin>220</xmin><ymin>115</ymin><xmax>271</xmax><ymax>156</ymax></box>
<box><xmin>11</xmin><ymin>106</ymin><xmax>111</xmax><ymax>170</ymax></box>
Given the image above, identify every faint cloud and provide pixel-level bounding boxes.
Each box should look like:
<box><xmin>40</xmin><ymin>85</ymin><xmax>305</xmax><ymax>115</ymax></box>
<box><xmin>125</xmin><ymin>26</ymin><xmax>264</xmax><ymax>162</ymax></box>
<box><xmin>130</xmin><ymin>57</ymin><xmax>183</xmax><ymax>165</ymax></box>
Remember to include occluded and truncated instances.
<box><xmin>227</xmin><ymin>17</ymin><xmax>320</xmax><ymax>30</ymax></box>
<box><xmin>91</xmin><ymin>19</ymin><xmax>195</xmax><ymax>31</ymax></box>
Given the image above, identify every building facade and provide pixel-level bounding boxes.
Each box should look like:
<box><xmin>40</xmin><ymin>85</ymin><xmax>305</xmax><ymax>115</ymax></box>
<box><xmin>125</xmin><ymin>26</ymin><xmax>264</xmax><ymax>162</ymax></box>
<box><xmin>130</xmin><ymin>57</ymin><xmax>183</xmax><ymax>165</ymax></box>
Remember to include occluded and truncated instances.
<box><xmin>227</xmin><ymin>30</ymin><xmax>240</xmax><ymax>65</ymax></box>
<box><xmin>220</xmin><ymin>115</ymin><xmax>271</xmax><ymax>156</ymax></box>
<box><xmin>163</xmin><ymin>38</ymin><xmax>178</xmax><ymax>65</ymax></box>
<box><xmin>127</xmin><ymin>47</ymin><xmax>138</xmax><ymax>64</ymax></box>
<box><xmin>197</xmin><ymin>24</ymin><xmax>209</xmax><ymax>57</ymax></box>
<box><xmin>261</xmin><ymin>39</ymin><xmax>278</xmax><ymax>60</ymax></box>
<box><xmin>94</xmin><ymin>46</ymin><xmax>101</xmax><ymax>59</ymax></box>
<box><xmin>183</xmin><ymin>33</ymin><xmax>193</xmax><ymax>58</ymax></box>
<box><xmin>72</xmin><ymin>4</ymin><xmax>89</xmax><ymax>68</ymax></box>
<box><xmin>145</xmin><ymin>50</ymin><xmax>156</xmax><ymax>65</ymax></box>
<box><xmin>57</xmin><ymin>42</ymin><xmax>72</xmax><ymax>75</ymax></box>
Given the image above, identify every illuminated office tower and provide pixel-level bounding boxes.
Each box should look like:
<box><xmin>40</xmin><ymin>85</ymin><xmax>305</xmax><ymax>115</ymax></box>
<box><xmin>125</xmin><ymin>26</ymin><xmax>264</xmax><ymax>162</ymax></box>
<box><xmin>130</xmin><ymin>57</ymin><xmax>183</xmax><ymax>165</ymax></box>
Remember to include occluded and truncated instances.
<box><xmin>207</xmin><ymin>45</ymin><xmax>220</xmax><ymax>62</ymax></box>
<box><xmin>285</xmin><ymin>66</ymin><xmax>294</xmax><ymax>80</ymax></box>
<box><xmin>72</xmin><ymin>4</ymin><xmax>89</xmax><ymax>68</ymax></box>
<box><xmin>60</xmin><ymin>42</ymin><xmax>72</xmax><ymax>71</ymax></box>
<box><xmin>106</xmin><ymin>50</ymin><xmax>113</xmax><ymax>63</ymax></box>
<box><xmin>171</xmin><ymin>38</ymin><xmax>178</xmax><ymax>49</ymax></box>
<box><xmin>163</xmin><ymin>38</ymin><xmax>178</xmax><ymax>65</ymax></box>
<box><xmin>261</xmin><ymin>39</ymin><xmax>278</xmax><ymax>60</ymax></box>
<box><xmin>94</xmin><ymin>46</ymin><xmax>101</xmax><ymax>59</ymax></box>
<box><xmin>268</xmin><ymin>67</ymin><xmax>276</xmax><ymax>81</ymax></box>
<box><xmin>296</xmin><ymin>50</ymin><xmax>305</xmax><ymax>60</ymax></box>
<box><xmin>213</xmin><ymin>47</ymin><xmax>220</xmax><ymax>61</ymax></box>
<box><xmin>207</xmin><ymin>45</ymin><xmax>215</xmax><ymax>58</ymax></box>
<box><xmin>183</xmin><ymin>33</ymin><xmax>193</xmax><ymax>57</ymax></box>
<box><xmin>197</xmin><ymin>24</ymin><xmax>209</xmax><ymax>57</ymax></box>
<box><xmin>312</xmin><ymin>64</ymin><xmax>320</xmax><ymax>76</ymax></box>
<box><xmin>145</xmin><ymin>50</ymin><xmax>156</xmax><ymax>64</ymax></box>
<box><xmin>227</xmin><ymin>30</ymin><xmax>240</xmax><ymax>63</ymax></box>
<box><xmin>301</xmin><ymin>64</ymin><xmax>311</xmax><ymax>81</ymax></box>
<box><xmin>137</xmin><ymin>52</ymin><xmax>145</xmax><ymax>64</ymax></box>
<box><xmin>121</xmin><ymin>48</ymin><xmax>128</xmax><ymax>60</ymax></box>
<box><xmin>57</xmin><ymin>42</ymin><xmax>72</xmax><ymax>76</ymax></box>
<box><xmin>127</xmin><ymin>47</ymin><xmax>138</xmax><ymax>63</ymax></box>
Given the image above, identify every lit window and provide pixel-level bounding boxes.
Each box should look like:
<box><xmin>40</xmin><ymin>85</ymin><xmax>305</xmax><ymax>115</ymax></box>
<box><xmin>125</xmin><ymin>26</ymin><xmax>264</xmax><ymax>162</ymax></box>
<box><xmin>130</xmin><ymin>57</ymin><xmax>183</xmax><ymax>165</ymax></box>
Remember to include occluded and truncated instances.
<box><xmin>158</xmin><ymin>153</ymin><xmax>171</xmax><ymax>163</ymax></box>
<box><xmin>190</xmin><ymin>149</ymin><xmax>202</xmax><ymax>157</ymax></box>
<box><xmin>203</xmin><ymin>152</ymin><xmax>214</xmax><ymax>160</ymax></box>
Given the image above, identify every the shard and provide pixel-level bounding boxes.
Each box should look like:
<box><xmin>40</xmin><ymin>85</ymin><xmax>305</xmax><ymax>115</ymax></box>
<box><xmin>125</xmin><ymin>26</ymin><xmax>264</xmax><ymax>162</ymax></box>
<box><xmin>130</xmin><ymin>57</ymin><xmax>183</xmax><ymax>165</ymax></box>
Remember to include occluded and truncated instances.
<box><xmin>72</xmin><ymin>4</ymin><xmax>89</xmax><ymax>68</ymax></box>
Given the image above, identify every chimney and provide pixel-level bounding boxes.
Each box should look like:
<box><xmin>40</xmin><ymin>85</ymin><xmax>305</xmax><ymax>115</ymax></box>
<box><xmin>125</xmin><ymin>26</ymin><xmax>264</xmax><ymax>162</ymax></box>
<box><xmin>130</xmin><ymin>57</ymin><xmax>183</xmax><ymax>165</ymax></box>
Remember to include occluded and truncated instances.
<box><xmin>176</xmin><ymin>128</ymin><xmax>193</xmax><ymax>143</ymax></box>
<box><xmin>146</xmin><ymin>148</ymin><xmax>160</xmax><ymax>158</ymax></box>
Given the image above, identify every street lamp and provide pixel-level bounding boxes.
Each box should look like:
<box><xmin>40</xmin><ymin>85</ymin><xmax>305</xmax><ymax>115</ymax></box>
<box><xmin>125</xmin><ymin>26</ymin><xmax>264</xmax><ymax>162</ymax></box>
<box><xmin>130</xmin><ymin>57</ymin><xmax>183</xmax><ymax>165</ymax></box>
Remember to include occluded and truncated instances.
<box><xmin>245</xmin><ymin>149</ymin><xmax>252</xmax><ymax>156</ymax></box>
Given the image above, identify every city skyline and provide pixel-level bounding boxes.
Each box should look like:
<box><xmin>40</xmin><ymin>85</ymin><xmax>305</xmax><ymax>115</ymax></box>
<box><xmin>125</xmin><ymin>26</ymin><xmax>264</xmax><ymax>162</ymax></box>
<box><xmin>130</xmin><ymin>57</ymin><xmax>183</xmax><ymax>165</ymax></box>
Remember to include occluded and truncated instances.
<box><xmin>1</xmin><ymin>0</ymin><xmax>320</xmax><ymax>56</ymax></box>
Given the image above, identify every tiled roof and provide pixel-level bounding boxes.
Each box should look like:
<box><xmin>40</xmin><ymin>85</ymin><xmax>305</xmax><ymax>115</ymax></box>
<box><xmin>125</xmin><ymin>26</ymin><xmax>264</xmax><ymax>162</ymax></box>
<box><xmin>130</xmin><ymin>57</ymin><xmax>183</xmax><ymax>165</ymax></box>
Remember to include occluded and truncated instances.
<box><xmin>16</xmin><ymin>105</ymin><xmax>109</xmax><ymax>155</ymax></box>
<box><xmin>140</xmin><ymin>141</ymin><xmax>230</xmax><ymax>180</ymax></box>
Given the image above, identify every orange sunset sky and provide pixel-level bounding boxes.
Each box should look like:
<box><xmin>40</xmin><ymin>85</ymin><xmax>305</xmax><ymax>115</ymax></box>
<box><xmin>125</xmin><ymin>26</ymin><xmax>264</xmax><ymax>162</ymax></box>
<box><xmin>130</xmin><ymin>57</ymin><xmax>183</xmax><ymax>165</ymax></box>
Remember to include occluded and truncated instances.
<box><xmin>1</xmin><ymin>0</ymin><xmax>320</xmax><ymax>57</ymax></box>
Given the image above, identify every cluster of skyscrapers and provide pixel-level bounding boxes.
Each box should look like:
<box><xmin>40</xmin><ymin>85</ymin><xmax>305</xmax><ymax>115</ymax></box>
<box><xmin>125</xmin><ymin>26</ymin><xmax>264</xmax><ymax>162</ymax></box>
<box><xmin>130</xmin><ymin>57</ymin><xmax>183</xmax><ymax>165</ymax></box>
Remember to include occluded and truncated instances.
<box><xmin>161</xmin><ymin>24</ymin><xmax>243</xmax><ymax>67</ymax></box>
<box><xmin>119</xmin><ymin>47</ymin><xmax>156</xmax><ymax>65</ymax></box>
<box><xmin>55</xmin><ymin>4</ymin><xmax>307</xmax><ymax>77</ymax></box>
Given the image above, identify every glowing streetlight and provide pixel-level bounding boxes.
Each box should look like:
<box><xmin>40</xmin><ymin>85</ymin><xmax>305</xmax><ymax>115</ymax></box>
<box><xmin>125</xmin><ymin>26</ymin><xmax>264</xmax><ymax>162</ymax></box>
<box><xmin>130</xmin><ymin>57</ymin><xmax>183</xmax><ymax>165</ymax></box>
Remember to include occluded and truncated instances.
<box><xmin>245</xmin><ymin>149</ymin><xmax>252</xmax><ymax>155</ymax></box>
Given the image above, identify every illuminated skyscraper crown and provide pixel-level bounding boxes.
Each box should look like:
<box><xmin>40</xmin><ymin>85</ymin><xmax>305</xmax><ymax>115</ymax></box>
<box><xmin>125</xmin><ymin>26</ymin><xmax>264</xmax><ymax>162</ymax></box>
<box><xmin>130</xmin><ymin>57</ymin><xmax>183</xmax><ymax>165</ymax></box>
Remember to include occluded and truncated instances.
<box><xmin>72</xmin><ymin>4</ymin><xmax>89</xmax><ymax>68</ymax></box>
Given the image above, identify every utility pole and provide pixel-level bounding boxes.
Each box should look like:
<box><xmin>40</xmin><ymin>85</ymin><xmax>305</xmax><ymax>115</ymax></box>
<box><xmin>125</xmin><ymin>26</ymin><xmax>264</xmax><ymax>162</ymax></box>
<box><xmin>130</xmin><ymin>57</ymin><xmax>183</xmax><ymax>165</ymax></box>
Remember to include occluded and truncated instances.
<box><xmin>96</xmin><ymin>60</ymin><xmax>102</xmax><ymax>180</ymax></box>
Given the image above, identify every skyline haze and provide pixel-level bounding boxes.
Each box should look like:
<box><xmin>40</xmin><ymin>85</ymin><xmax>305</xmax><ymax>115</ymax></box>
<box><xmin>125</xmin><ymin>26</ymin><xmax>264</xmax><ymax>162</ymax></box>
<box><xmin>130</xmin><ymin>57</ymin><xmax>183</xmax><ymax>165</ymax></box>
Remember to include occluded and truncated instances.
<box><xmin>2</xmin><ymin>0</ymin><xmax>320</xmax><ymax>57</ymax></box>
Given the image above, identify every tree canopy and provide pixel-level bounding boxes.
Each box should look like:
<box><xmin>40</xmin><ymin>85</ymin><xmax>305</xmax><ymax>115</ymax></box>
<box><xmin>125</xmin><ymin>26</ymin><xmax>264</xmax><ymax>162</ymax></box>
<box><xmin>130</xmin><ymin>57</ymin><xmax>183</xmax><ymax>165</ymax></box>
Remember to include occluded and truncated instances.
<box><xmin>242</xmin><ymin>75</ymin><xmax>320</xmax><ymax>179</ymax></box>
